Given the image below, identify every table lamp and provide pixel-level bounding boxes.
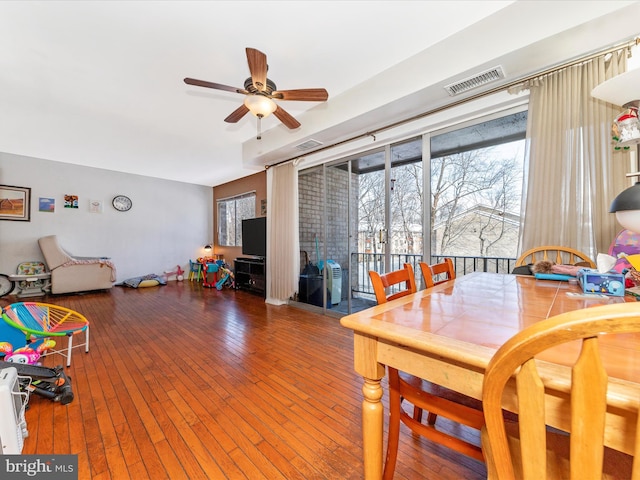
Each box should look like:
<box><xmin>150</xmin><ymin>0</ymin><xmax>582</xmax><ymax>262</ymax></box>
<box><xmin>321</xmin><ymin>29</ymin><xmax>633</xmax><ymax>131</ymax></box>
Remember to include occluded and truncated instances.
<box><xmin>592</xmin><ymin>67</ymin><xmax>640</xmax><ymax>233</ymax></box>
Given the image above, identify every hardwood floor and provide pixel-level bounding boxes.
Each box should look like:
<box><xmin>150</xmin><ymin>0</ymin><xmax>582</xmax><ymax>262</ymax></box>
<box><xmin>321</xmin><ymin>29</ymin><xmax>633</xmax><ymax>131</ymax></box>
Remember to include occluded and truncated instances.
<box><xmin>2</xmin><ymin>282</ymin><xmax>487</xmax><ymax>479</ymax></box>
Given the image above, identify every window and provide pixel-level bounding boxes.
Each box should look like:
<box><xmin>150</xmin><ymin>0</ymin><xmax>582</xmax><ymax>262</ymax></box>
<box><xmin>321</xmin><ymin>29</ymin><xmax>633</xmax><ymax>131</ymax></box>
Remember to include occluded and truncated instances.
<box><xmin>217</xmin><ymin>192</ymin><xmax>256</xmax><ymax>247</ymax></box>
<box><xmin>430</xmin><ymin>110</ymin><xmax>527</xmax><ymax>259</ymax></box>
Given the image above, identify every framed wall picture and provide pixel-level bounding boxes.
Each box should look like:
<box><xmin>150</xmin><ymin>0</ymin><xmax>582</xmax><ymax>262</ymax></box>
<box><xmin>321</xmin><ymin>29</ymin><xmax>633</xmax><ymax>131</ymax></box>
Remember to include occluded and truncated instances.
<box><xmin>89</xmin><ymin>199</ymin><xmax>103</xmax><ymax>213</ymax></box>
<box><xmin>64</xmin><ymin>195</ymin><xmax>79</xmax><ymax>209</ymax></box>
<box><xmin>0</xmin><ymin>185</ymin><xmax>31</xmax><ymax>221</ymax></box>
<box><xmin>39</xmin><ymin>197</ymin><xmax>55</xmax><ymax>213</ymax></box>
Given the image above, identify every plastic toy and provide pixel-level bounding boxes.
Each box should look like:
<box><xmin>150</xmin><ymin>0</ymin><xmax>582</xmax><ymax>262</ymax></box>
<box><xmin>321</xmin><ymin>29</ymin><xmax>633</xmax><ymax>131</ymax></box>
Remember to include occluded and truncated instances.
<box><xmin>0</xmin><ymin>339</ymin><xmax>56</xmax><ymax>365</ymax></box>
<box><xmin>202</xmin><ymin>261</ymin><xmax>220</xmax><ymax>288</ymax></box>
<box><xmin>612</xmin><ymin>106</ymin><xmax>640</xmax><ymax>149</ymax></box>
<box><xmin>0</xmin><ymin>316</ymin><xmax>72</xmax><ymax>404</ymax></box>
<box><xmin>215</xmin><ymin>265</ymin><xmax>235</xmax><ymax>290</ymax></box>
<box><xmin>163</xmin><ymin>265</ymin><xmax>185</xmax><ymax>282</ymax></box>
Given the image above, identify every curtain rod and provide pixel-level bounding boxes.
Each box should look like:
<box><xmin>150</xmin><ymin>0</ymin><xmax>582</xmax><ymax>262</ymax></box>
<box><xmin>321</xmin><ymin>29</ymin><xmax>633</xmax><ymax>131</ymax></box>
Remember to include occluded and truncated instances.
<box><xmin>215</xmin><ymin>190</ymin><xmax>256</xmax><ymax>203</ymax></box>
<box><xmin>265</xmin><ymin>36</ymin><xmax>640</xmax><ymax>170</ymax></box>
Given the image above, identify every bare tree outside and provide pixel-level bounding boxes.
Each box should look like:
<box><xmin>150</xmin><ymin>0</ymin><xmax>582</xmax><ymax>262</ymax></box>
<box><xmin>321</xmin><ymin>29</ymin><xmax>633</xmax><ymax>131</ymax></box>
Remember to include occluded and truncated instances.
<box><xmin>431</xmin><ymin>143</ymin><xmax>523</xmax><ymax>257</ymax></box>
<box><xmin>390</xmin><ymin>162</ymin><xmax>423</xmax><ymax>255</ymax></box>
<box><xmin>357</xmin><ymin>141</ymin><xmax>523</xmax><ymax>258</ymax></box>
<box><xmin>357</xmin><ymin>170</ymin><xmax>385</xmax><ymax>254</ymax></box>
<box><xmin>218</xmin><ymin>194</ymin><xmax>256</xmax><ymax>246</ymax></box>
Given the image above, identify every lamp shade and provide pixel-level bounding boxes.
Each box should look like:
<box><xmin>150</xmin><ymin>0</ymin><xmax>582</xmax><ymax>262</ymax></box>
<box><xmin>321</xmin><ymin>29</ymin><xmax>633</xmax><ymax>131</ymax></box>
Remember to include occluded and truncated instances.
<box><xmin>591</xmin><ymin>68</ymin><xmax>640</xmax><ymax>108</ymax></box>
<box><xmin>244</xmin><ymin>95</ymin><xmax>277</xmax><ymax>118</ymax></box>
<box><xmin>610</xmin><ymin>182</ymin><xmax>640</xmax><ymax>233</ymax></box>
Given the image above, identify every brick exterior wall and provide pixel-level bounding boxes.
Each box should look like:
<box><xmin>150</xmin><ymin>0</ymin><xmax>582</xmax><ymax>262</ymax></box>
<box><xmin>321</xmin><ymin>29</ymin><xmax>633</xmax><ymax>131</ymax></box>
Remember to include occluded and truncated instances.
<box><xmin>299</xmin><ymin>167</ymin><xmax>357</xmax><ymax>302</ymax></box>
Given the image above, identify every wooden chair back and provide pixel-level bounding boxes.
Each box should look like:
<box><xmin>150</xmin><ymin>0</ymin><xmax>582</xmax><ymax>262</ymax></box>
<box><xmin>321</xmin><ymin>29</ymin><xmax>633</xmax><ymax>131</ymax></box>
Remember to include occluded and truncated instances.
<box><xmin>482</xmin><ymin>302</ymin><xmax>640</xmax><ymax>480</ymax></box>
<box><xmin>419</xmin><ymin>258</ymin><xmax>456</xmax><ymax>288</ymax></box>
<box><xmin>369</xmin><ymin>263</ymin><xmax>417</xmax><ymax>304</ymax></box>
<box><xmin>515</xmin><ymin>245</ymin><xmax>595</xmax><ymax>268</ymax></box>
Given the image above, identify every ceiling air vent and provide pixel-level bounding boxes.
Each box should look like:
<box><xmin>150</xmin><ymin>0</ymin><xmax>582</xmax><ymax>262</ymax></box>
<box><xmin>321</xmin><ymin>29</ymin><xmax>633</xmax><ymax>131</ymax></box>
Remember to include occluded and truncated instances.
<box><xmin>295</xmin><ymin>139</ymin><xmax>323</xmax><ymax>151</ymax></box>
<box><xmin>444</xmin><ymin>66</ymin><xmax>505</xmax><ymax>96</ymax></box>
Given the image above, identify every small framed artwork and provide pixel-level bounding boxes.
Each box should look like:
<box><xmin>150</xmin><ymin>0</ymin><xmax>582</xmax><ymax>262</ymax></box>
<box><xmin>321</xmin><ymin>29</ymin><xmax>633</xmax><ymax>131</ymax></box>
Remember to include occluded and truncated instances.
<box><xmin>89</xmin><ymin>199</ymin><xmax>103</xmax><ymax>213</ymax></box>
<box><xmin>0</xmin><ymin>184</ymin><xmax>31</xmax><ymax>221</ymax></box>
<box><xmin>64</xmin><ymin>195</ymin><xmax>79</xmax><ymax>209</ymax></box>
<box><xmin>39</xmin><ymin>197</ymin><xmax>55</xmax><ymax>213</ymax></box>
<box><xmin>261</xmin><ymin>199</ymin><xmax>267</xmax><ymax>216</ymax></box>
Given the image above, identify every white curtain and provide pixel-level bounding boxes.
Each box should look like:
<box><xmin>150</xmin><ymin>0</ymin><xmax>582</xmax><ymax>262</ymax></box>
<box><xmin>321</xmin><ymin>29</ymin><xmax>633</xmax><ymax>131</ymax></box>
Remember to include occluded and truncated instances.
<box><xmin>519</xmin><ymin>49</ymin><xmax>629</xmax><ymax>260</ymax></box>
<box><xmin>265</xmin><ymin>162</ymin><xmax>300</xmax><ymax>305</ymax></box>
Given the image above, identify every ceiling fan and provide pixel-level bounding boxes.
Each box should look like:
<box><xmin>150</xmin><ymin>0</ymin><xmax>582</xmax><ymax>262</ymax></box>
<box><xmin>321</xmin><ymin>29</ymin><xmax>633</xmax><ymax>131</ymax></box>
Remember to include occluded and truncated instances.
<box><xmin>184</xmin><ymin>48</ymin><xmax>329</xmax><ymax>137</ymax></box>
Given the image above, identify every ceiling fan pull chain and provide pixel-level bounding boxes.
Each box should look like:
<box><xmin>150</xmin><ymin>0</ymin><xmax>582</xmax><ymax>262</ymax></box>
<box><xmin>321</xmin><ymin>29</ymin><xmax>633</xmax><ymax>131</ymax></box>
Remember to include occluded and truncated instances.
<box><xmin>257</xmin><ymin>114</ymin><xmax>263</xmax><ymax>140</ymax></box>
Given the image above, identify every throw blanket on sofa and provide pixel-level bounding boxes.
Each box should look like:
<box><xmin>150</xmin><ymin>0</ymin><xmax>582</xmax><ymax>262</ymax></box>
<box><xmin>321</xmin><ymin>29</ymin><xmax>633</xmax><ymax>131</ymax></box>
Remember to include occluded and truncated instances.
<box><xmin>60</xmin><ymin>258</ymin><xmax>117</xmax><ymax>282</ymax></box>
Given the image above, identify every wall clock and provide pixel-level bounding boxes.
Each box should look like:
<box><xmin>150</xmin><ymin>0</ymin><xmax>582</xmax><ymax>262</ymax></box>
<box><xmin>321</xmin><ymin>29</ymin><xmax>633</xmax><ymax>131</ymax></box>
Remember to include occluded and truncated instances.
<box><xmin>112</xmin><ymin>195</ymin><xmax>132</xmax><ymax>212</ymax></box>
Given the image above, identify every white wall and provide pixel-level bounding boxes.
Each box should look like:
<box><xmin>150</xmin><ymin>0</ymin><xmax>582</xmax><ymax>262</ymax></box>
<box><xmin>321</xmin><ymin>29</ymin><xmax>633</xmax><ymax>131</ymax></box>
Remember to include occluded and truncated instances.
<box><xmin>0</xmin><ymin>153</ymin><xmax>213</xmax><ymax>282</ymax></box>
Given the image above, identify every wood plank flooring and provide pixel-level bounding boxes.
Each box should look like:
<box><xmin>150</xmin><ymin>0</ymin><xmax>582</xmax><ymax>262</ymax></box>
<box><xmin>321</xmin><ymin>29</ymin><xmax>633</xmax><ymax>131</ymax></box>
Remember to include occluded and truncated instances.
<box><xmin>3</xmin><ymin>282</ymin><xmax>486</xmax><ymax>479</ymax></box>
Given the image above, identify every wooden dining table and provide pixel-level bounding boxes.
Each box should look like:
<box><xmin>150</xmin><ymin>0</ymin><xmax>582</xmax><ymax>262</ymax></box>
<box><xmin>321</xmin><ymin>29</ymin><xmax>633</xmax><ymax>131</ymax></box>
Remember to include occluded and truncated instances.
<box><xmin>340</xmin><ymin>272</ymin><xmax>640</xmax><ymax>479</ymax></box>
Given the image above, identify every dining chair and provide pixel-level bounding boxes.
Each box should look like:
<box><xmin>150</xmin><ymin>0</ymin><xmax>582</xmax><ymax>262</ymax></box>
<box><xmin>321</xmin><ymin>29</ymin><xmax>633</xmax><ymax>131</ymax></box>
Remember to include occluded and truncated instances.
<box><xmin>369</xmin><ymin>263</ymin><xmax>417</xmax><ymax>305</ymax></box>
<box><xmin>481</xmin><ymin>302</ymin><xmax>639</xmax><ymax>480</ymax></box>
<box><xmin>369</xmin><ymin>264</ymin><xmax>485</xmax><ymax>479</ymax></box>
<box><xmin>419</xmin><ymin>258</ymin><xmax>456</xmax><ymax>289</ymax></box>
<box><xmin>417</xmin><ymin>258</ymin><xmax>457</xmax><ymax>427</ymax></box>
<box><xmin>514</xmin><ymin>246</ymin><xmax>595</xmax><ymax>268</ymax></box>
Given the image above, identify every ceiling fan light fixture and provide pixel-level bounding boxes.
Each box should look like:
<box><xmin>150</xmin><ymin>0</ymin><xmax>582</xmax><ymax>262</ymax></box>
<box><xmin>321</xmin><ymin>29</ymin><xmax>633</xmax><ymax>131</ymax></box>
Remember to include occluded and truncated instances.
<box><xmin>244</xmin><ymin>95</ymin><xmax>277</xmax><ymax>118</ymax></box>
<box><xmin>186</xmin><ymin>48</ymin><xmax>327</xmax><ymax>130</ymax></box>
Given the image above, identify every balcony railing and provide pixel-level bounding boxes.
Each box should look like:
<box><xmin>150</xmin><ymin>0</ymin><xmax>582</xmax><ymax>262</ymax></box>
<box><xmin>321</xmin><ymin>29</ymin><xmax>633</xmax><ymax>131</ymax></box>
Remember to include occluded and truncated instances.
<box><xmin>352</xmin><ymin>252</ymin><xmax>517</xmax><ymax>295</ymax></box>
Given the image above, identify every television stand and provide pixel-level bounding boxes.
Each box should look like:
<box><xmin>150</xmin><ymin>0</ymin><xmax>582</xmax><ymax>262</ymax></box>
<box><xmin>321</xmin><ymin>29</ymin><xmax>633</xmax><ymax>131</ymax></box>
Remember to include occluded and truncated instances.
<box><xmin>234</xmin><ymin>257</ymin><xmax>265</xmax><ymax>297</ymax></box>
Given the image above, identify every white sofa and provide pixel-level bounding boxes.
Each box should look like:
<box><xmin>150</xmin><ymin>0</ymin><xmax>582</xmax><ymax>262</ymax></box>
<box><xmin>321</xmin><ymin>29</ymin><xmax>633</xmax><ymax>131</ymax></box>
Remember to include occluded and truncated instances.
<box><xmin>38</xmin><ymin>235</ymin><xmax>116</xmax><ymax>294</ymax></box>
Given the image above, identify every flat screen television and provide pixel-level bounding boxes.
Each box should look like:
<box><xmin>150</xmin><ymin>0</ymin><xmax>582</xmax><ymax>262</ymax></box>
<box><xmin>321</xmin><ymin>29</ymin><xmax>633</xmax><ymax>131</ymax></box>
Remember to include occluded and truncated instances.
<box><xmin>241</xmin><ymin>217</ymin><xmax>267</xmax><ymax>258</ymax></box>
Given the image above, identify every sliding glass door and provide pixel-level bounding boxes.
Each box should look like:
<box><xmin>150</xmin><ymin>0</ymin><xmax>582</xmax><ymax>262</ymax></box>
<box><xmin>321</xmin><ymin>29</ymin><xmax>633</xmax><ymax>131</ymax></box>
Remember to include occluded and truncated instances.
<box><xmin>327</xmin><ymin>138</ymin><xmax>424</xmax><ymax>314</ymax></box>
<box><xmin>297</xmin><ymin>107</ymin><xmax>527</xmax><ymax>316</ymax></box>
<box><xmin>388</xmin><ymin>139</ymin><xmax>424</xmax><ymax>283</ymax></box>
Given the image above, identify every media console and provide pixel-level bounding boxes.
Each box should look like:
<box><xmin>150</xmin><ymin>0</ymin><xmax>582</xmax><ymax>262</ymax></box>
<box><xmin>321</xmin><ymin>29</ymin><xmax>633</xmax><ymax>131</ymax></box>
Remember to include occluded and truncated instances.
<box><xmin>234</xmin><ymin>257</ymin><xmax>265</xmax><ymax>297</ymax></box>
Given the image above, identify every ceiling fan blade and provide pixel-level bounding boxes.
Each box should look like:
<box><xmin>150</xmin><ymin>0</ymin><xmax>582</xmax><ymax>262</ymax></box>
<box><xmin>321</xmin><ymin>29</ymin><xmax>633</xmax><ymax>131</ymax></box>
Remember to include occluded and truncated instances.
<box><xmin>224</xmin><ymin>104</ymin><xmax>250</xmax><ymax>123</ymax></box>
<box><xmin>273</xmin><ymin>105</ymin><xmax>301</xmax><ymax>129</ymax></box>
<box><xmin>246</xmin><ymin>48</ymin><xmax>268</xmax><ymax>92</ymax></box>
<box><xmin>272</xmin><ymin>88</ymin><xmax>329</xmax><ymax>102</ymax></box>
<box><xmin>184</xmin><ymin>78</ymin><xmax>247</xmax><ymax>95</ymax></box>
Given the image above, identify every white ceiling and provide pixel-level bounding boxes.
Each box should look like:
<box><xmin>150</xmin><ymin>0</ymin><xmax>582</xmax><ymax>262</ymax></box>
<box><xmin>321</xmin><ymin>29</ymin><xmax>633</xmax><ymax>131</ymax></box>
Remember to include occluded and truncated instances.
<box><xmin>1</xmin><ymin>1</ymin><xmax>639</xmax><ymax>187</ymax></box>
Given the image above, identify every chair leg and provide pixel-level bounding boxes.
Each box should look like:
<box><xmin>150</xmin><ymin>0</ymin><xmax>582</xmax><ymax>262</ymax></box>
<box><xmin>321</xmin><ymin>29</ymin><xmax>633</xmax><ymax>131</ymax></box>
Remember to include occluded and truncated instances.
<box><xmin>85</xmin><ymin>326</ymin><xmax>90</xmax><ymax>354</ymax></box>
<box><xmin>384</xmin><ymin>369</ymin><xmax>402</xmax><ymax>480</ymax></box>
<box><xmin>66</xmin><ymin>334</ymin><xmax>73</xmax><ymax>367</ymax></box>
